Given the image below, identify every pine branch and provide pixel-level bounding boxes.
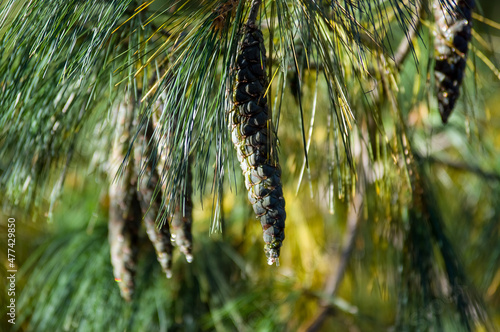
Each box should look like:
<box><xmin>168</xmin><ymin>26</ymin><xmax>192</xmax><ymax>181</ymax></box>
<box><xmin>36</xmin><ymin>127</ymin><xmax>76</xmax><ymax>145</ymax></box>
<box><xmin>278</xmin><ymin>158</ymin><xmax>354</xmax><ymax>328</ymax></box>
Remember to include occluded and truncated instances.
<box><xmin>0</xmin><ymin>0</ymin><xmax>135</xmax><ymax>210</ymax></box>
<box><xmin>416</xmin><ymin>154</ymin><xmax>500</xmax><ymax>182</ymax></box>
<box><xmin>396</xmin><ymin>130</ymin><xmax>490</xmax><ymax>330</ymax></box>
<box><xmin>417</xmin><ymin>164</ymin><xmax>491</xmax><ymax>330</ymax></box>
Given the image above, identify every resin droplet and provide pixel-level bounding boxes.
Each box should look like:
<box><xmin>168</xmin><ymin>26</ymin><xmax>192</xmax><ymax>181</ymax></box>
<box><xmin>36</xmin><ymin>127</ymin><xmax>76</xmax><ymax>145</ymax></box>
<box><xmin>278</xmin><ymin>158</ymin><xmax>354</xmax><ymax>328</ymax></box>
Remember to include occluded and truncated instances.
<box><xmin>267</xmin><ymin>256</ymin><xmax>280</xmax><ymax>266</ymax></box>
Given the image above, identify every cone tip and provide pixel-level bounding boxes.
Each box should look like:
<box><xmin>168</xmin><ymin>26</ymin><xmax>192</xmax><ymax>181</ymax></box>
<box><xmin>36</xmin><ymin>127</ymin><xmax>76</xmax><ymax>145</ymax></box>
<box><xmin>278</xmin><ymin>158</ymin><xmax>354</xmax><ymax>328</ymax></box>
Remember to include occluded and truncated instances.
<box><xmin>267</xmin><ymin>257</ymin><xmax>280</xmax><ymax>266</ymax></box>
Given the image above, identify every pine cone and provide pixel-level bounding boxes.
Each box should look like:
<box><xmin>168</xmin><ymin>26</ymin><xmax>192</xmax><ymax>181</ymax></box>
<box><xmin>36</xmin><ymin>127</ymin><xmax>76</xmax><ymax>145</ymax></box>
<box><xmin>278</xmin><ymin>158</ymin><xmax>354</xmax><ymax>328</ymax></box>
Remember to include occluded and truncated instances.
<box><xmin>230</xmin><ymin>24</ymin><xmax>286</xmax><ymax>265</ymax></box>
<box><xmin>134</xmin><ymin>121</ymin><xmax>174</xmax><ymax>278</ymax></box>
<box><xmin>108</xmin><ymin>184</ymin><xmax>141</xmax><ymax>301</ymax></box>
<box><xmin>152</xmin><ymin>107</ymin><xmax>194</xmax><ymax>264</ymax></box>
<box><xmin>108</xmin><ymin>101</ymin><xmax>141</xmax><ymax>301</ymax></box>
<box><xmin>434</xmin><ymin>0</ymin><xmax>475</xmax><ymax>123</ymax></box>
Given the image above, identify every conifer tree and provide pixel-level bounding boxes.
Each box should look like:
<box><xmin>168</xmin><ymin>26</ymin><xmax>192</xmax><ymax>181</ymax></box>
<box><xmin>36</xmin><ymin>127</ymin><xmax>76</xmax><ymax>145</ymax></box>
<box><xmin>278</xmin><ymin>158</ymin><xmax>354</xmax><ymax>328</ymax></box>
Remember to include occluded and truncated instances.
<box><xmin>1</xmin><ymin>0</ymin><xmax>499</xmax><ymax>331</ymax></box>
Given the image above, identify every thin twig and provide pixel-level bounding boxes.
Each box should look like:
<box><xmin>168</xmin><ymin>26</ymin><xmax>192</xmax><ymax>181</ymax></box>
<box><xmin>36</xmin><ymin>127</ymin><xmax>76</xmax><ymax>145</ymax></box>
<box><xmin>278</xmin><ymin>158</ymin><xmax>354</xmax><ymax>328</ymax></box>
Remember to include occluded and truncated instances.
<box><xmin>416</xmin><ymin>153</ymin><xmax>500</xmax><ymax>181</ymax></box>
<box><xmin>305</xmin><ymin>191</ymin><xmax>364</xmax><ymax>332</ymax></box>
<box><xmin>324</xmin><ymin>194</ymin><xmax>363</xmax><ymax>300</ymax></box>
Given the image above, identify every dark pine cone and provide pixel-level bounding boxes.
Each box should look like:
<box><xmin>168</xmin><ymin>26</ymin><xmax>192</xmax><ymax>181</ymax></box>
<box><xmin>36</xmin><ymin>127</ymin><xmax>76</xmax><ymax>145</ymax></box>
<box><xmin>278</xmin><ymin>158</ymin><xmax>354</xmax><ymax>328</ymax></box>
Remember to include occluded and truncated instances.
<box><xmin>230</xmin><ymin>24</ymin><xmax>286</xmax><ymax>265</ymax></box>
<box><xmin>434</xmin><ymin>0</ymin><xmax>475</xmax><ymax>123</ymax></box>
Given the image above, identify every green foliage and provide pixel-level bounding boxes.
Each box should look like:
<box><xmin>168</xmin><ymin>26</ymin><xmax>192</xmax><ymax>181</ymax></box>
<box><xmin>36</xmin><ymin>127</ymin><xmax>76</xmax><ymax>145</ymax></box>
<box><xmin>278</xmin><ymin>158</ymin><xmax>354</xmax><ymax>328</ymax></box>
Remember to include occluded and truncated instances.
<box><xmin>15</xmin><ymin>215</ymin><xmax>291</xmax><ymax>331</ymax></box>
<box><xmin>0</xmin><ymin>0</ymin><xmax>134</xmax><ymax>210</ymax></box>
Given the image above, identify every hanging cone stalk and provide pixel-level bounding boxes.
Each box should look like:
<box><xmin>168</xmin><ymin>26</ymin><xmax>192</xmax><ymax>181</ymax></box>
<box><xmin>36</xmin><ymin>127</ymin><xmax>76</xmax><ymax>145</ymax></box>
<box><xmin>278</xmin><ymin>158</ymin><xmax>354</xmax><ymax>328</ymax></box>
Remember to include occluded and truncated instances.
<box><xmin>108</xmin><ymin>102</ymin><xmax>141</xmax><ymax>301</ymax></box>
<box><xmin>134</xmin><ymin>121</ymin><xmax>174</xmax><ymax>278</ymax></box>
<box><xmin>434</xmin><ymin>0</ymin><xmax>475</xmax><ymax>123</ymax></box>
<box><xmin>230</xmin><ymin>0</ymin><xmax>286</xmax><ymax>265</ymax></box>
